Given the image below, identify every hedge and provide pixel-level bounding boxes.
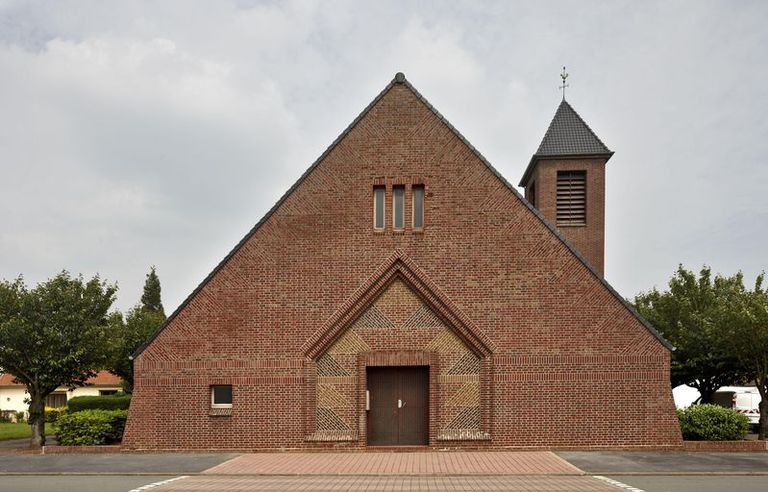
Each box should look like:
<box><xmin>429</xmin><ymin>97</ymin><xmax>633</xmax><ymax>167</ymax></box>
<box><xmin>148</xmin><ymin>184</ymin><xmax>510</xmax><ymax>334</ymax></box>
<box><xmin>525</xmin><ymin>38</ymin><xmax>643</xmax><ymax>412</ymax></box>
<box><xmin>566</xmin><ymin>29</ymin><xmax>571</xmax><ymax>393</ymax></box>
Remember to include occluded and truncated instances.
<box><xmin>44</xmin><ymin>406</ymin><xmax>66</xmax><ymax>423</ymax></box>
<box><xmin>56</xmin><ymin>409</ymin><xmax>128</xmax><ymax>445</ymax></box>
<box><xmin>67</xmin><ymin>394</ymin><xmax>131</xmax><ymax>413</ymax></box>
<box><xmin>677</xmin><ymin>404</ymin><xmax>750</xmax><ymax>441</ymax></box>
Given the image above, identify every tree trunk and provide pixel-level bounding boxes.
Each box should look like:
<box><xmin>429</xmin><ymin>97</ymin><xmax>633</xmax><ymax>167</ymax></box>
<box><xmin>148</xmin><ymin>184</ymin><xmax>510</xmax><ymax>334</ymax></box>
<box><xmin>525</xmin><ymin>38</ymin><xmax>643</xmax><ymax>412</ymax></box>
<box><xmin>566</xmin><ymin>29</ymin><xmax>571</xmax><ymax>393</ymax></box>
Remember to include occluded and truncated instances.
<box><xmin>759</xmin><ymin>395</ymin><xmax>767</xmax><ymax>441</ymax></box>
<box><xmin>698</xmin><ymin>385</ymin><xmax>716</xmax><ymax>405</ymax></box>
<box><xmin>28</xmin><ymin>393</ymin><xmax>46</xmax><ymax>448</ymax></box>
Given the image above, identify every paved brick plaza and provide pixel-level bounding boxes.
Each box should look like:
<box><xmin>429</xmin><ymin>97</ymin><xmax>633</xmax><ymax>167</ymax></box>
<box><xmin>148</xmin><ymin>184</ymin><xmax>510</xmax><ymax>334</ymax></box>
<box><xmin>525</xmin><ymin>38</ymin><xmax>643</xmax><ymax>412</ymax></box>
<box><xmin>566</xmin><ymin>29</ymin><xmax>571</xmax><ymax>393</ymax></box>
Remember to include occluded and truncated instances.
<box><xmin>137</xmin><ymin>451</ymin><xmax>635</xmax><ymax>491</ymax></box>
<box><xmin>202</xmin><ymin>451</ymin><xmax>582</xmax><ymax>475</ymax></box>
<box><xmin>150</xmin><ymin>475</ymin><xmax>621</xmax><ymax>492</ymax></box>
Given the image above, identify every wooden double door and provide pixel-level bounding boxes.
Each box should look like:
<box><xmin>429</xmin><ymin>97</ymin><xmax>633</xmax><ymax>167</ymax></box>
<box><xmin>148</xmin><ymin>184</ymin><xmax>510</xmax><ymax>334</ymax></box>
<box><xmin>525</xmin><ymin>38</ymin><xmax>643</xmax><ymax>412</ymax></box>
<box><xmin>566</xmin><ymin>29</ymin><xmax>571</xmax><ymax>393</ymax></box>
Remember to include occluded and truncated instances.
<box><xmin>367</xmin><ymin>367</ymin><xmax>429</xmax><ymax>446</ymax></box>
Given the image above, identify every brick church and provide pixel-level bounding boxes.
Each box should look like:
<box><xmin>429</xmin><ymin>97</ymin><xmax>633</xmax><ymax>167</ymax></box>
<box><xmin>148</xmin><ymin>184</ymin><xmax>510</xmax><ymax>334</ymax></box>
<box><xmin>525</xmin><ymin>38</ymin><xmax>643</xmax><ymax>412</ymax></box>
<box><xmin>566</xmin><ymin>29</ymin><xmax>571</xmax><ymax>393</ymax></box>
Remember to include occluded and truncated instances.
<box><xmin>123</xmin><ymin>73</ymin><xmax>681</xmax><ymax>450</ymax></box>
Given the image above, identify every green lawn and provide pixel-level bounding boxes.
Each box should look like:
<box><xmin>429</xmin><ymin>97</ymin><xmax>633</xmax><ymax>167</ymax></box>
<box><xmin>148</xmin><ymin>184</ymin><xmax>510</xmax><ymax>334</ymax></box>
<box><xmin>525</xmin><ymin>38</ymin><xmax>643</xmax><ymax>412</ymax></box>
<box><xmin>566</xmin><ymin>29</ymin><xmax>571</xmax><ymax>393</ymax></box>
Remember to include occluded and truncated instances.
<box><xmin>0</xmin><ymin>423</ymin><xmax>56</xmax><ymax>441</ymax></box>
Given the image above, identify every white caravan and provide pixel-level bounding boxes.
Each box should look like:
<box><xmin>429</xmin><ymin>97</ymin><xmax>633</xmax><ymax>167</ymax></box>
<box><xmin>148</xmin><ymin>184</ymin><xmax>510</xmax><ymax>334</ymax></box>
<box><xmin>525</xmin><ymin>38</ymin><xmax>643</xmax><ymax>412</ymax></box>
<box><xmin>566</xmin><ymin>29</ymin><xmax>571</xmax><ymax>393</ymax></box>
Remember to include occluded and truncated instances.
<box><xmin>712</xmin><ymin>386</ymin><xmax>761</xmax><ymax>429</ymax></box>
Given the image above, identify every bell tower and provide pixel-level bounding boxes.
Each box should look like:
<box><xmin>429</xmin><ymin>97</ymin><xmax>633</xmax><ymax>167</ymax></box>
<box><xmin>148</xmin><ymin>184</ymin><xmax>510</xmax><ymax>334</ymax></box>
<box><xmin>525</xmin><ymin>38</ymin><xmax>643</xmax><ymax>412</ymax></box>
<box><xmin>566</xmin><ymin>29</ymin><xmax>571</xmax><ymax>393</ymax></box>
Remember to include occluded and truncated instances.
<box><xmin>519</xmin><ymin>99</ymin><xmax>613</xmax><ymax>276</ymax></box>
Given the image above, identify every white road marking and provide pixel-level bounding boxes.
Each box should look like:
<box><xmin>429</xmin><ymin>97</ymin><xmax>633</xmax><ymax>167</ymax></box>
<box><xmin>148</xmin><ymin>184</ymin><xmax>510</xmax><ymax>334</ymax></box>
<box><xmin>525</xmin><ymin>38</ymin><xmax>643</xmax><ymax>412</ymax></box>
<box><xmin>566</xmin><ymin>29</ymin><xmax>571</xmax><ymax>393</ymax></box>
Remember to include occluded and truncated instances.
<box><xmin>127</xmin><ymin>475</ymin><xmax>189</xmax><ymax>492</ymax></box>
<box><xmin>593</xmin><ymin>475</ymin><xmax>646</xmax><ymax>492</ymax></box>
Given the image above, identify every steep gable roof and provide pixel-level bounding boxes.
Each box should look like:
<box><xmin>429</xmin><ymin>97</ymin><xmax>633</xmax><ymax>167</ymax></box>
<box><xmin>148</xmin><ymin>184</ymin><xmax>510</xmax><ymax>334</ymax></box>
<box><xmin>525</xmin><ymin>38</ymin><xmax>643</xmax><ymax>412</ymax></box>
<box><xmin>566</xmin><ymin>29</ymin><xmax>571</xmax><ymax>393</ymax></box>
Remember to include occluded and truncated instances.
<box><xmin>133</xmin><ymin>73</ymin><xmax>672</xmax><ymax>357</ymax></box>
<box><xmin>519</xmin><ymin>99</ymin><xmax>613</xmax><ymax>186</ymax></box>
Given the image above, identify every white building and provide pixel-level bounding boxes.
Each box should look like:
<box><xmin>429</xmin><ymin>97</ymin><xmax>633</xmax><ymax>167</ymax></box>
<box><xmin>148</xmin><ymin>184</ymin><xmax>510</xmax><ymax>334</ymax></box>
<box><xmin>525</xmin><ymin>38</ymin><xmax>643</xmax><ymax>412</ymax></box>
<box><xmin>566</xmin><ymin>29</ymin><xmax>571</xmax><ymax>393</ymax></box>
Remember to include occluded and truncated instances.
<box><xmin>0</xmin><ymin>371</ymin><xmax>123</xmax><ymax>418</ymax></box>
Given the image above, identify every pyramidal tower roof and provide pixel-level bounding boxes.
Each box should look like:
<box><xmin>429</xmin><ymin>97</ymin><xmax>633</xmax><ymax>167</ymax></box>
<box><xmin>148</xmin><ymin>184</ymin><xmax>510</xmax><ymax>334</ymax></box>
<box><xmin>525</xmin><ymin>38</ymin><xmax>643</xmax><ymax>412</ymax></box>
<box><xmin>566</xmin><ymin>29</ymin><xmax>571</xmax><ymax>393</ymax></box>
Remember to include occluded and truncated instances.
<box><xmin>519</xmin><ymin>99</ymin><xmax>613</xmax><ymax>186</ymax></box>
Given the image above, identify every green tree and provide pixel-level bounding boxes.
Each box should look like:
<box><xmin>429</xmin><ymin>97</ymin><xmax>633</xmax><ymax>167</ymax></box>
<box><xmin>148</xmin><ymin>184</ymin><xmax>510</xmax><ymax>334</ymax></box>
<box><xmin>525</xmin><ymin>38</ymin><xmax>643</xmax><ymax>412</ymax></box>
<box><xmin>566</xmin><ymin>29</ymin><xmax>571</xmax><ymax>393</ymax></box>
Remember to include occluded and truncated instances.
<box><xmin>108</xmin><ymin>307</ymin><xmax>165</xmax><ymax>392</ymax></box>
<box><xmin>108</xmin><ymin>266</ymin><xmax>166</xmax><ymax>392</ymax></box>
<box><xmin>140</xmin><ymin>266</ymin><xmax>164</xmax><ymax>317</ymax></box>
<box><xmin>719</xmin><ymin>273</ymin><xmax>768</xmax><ymax>440</ymax></box>
<box><xmin>633</xmin><ymin>265</ymin><xmax>744</xmax><ymax>403</ymax></box>
<box><xmin>0</xmin><ymin>272</ymin><xmax>117</xmax><ymax>447</ymax></box>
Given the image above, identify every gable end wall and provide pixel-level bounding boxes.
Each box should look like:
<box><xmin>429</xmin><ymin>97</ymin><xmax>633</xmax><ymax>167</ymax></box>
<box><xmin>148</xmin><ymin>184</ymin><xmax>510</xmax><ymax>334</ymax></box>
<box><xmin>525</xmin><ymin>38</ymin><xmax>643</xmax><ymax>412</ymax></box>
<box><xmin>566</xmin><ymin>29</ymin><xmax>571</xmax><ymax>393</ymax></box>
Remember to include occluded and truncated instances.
<box><xmin>123</xmin><ymin>80</ymin><xmax>681</xmax><ymax>450</ymax></box>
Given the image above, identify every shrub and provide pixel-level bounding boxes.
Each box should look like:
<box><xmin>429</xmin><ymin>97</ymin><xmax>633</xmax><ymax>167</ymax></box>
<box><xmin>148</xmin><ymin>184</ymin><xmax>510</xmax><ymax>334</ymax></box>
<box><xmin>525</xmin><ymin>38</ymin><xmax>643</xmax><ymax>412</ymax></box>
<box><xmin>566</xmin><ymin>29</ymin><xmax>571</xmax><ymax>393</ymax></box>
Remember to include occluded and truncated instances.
<box><xmin>15</xmin><ymin>411</ymin><xmax>26</xmax><ymax>424</ymax></box>
<box><xmin>67</xmin><ymin>394</ymin><xmax>131</xmax><ymax>413</ymax></box>
<box><xmin>0</xmin><ymin>410</ymin><xmax>12</xmax><ymax>423</ymax></box>
<box><xmin>677</xmin><ymin>404</ymin><xmax>750</xmax><ymax>441</ymax></box>
<box><xmin>44</xmin><ymin>406</ymin><xmax>66</xmax><ymax>423</ymax></box>
<box><xmin>56</xmin><ymin>409</ymin><xmax>128</xmax><ymax>445</ymax></box>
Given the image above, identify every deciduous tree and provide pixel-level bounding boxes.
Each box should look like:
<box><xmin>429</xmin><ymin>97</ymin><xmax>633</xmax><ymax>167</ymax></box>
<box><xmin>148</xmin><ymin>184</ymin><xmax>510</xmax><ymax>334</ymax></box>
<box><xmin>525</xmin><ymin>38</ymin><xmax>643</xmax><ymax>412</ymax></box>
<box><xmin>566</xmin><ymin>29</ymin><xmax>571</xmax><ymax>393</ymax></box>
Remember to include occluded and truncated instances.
<box><xmin>633</xmin><ymin>265</ymin><xmax>744</xmax><ymax>403</ymax></box>
<box><xmin>719</xmin><ymin>273</ymin><xmax>768</xmax><ymax>440</ymax></box>
<box><xmin>0</xmin><ymin>272</ymin><xmax>117</xmax><ymax>447</ymax></box>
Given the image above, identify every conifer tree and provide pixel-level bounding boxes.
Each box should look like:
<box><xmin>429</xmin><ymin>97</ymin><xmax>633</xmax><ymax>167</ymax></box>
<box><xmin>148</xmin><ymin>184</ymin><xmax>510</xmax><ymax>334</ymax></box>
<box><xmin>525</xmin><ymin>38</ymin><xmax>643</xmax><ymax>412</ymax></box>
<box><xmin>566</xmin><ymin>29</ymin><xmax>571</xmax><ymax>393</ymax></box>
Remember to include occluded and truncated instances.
<box><xmin>108</xmin><ymin>266</ymin><xmax>166</xmax><ymax>392</ymax></box>
<box><xmin>140</xmin><ymin>266</ymin><xmax>164</xmax><ymax>317</ymax></box>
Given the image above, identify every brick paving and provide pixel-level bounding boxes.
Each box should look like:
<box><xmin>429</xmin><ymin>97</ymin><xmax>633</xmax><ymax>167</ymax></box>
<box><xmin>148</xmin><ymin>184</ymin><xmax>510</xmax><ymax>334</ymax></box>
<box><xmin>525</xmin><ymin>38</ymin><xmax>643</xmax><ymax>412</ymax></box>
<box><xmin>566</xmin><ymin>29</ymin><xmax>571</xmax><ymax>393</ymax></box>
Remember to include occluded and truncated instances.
<box><xmin>202</xmin><ymin>451</ymin><xmax>583</xmax><ymax>476</ymax></box>
<box><xmin>149</xmin><ymin>475</ymin><xmax>622</xmax><ymax>491</ymax></box>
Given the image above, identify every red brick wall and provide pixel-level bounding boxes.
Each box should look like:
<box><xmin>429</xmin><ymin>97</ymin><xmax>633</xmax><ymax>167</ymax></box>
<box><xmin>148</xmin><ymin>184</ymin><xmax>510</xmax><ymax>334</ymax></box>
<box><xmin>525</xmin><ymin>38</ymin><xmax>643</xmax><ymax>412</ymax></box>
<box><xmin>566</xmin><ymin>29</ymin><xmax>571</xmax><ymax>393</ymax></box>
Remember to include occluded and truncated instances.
<box><xmin>122</xmin><ymin>79</ymin><xmax>681</xmax><ymax>450</ymax></box>
<box><xmin>526</xmin><ymin>158</ymin><xmax>607</xmax><ymax>275</ymax></box>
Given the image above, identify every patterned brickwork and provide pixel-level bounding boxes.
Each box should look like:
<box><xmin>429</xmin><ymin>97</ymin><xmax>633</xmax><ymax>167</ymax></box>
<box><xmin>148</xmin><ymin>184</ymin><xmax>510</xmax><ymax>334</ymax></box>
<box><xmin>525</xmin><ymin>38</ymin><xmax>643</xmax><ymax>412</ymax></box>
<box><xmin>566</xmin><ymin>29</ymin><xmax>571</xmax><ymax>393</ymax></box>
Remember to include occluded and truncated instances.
<box><xmin>317</xmin><ymin>384</ymin><xmax>347</xmax><ymax>409</ymax></box>
<box><xmin>316</xmin><ymin>354</ymin><xmax>349</xmax><ymax>377</ymax></box>
<box><xmin>124</xmin><ymin>75</ymin><xmax>681</xmax><ymax>451</ymax></box>
<box><xmin>327</xmin><ymin>331</ymin><xmax>370</xmax><ymax>355</ymax></box>
<box><xmin>445</xmin><ymin>382</ymin><xmax>480</xmax><ymax>408</ymax></box>
<box><xmin>312</xmin><ymin>278</ymin><xmax>482</xmax><ymax>440</ymax></box>
<box><xmin>402</xmin><ymin>305</ymin><xmax>444</xmax><ymax>329</ymax></box>
<box><xmin>448</xmin><ymin>353</ymin><xmax>481</xmax><ymax>375</ymax></box>
<box><xmin>316</xmin><ymin>407</ymin><xmax>350</xmax><ymax>431</ymax></box>
<box><xmin>426</xmin><ymin>330</ymin><xmax>469</xmax><ymax>355</ymax></box>
<box><xmin>446</xmin><ymin>407</ymin><xmax>481</xmax><ymax>430</ymax></box>
<box><xmin>350</xmin><ymin>306</ymin><xmax>394</xmax><ymax>329</ymax></box>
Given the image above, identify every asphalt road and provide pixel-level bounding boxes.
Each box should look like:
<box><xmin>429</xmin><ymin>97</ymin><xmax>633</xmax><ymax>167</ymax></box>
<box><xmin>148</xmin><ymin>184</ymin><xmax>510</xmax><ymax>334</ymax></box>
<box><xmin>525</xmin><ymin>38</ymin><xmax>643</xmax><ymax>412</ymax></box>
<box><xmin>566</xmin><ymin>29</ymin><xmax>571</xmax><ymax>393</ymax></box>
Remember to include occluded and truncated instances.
<box><xmin>0</xmin><ymin>475</ymin><xmax>175</xmax><ymax>492</ymax></box>
<box><xmin>557</xmin><ymin>451</ymin><xmax>768</xmax><ymax>474</ymax></box>
<box><xmin>0</xmin><ymin>453</ymin><xmax>237</xmax><ymax>473</ymax></box>
<box><xmin>605</xmin><ymin>475</ymin><xmax>768</xmax><ymax>492</ymax></box>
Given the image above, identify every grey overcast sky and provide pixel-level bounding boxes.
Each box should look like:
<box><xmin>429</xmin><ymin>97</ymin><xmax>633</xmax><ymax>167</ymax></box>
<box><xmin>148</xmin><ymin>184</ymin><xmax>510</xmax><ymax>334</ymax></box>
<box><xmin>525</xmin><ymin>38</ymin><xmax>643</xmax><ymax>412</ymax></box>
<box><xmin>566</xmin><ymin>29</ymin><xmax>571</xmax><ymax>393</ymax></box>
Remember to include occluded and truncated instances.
<box><xmin>1</xmin><ymin>0</ymin><xmax>766</xmax><ymax>313</ymax></box>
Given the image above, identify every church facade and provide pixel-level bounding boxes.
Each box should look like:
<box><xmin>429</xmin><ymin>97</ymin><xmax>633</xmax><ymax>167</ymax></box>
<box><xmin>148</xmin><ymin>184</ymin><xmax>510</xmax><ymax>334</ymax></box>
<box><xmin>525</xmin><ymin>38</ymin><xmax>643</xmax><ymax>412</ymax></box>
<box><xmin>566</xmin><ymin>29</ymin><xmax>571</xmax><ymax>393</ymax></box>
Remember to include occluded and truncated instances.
<box><xmin>123</xmin><ymin>73</ymin><xmax>681</xmax><ymax>450</ymax></box>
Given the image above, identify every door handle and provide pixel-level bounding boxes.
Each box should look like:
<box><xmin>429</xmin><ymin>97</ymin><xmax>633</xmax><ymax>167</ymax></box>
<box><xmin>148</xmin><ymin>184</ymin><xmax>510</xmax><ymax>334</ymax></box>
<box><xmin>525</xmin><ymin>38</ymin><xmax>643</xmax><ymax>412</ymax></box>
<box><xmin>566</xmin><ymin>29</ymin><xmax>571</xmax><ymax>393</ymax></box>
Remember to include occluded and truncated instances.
<box><xmin>398</xmin><ymin>399</ymin><xmax>406</xmax><ymax>408</ymax></box>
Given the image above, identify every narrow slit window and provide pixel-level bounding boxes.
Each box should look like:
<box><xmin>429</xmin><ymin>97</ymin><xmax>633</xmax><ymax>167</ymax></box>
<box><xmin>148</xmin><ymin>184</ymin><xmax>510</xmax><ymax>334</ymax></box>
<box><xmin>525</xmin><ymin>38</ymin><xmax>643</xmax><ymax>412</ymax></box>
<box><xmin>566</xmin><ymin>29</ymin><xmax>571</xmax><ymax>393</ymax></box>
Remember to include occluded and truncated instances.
<box><xmin>412</xmin><ymin>185</ymin><xmax>424</xmax><ymax>229</ymax></box>
<box><xmin>211</xmin><ymin>385</ymin><xmax>233</xmax><ymax>408</ymax></box>
<box><xmin>556</xmin><ymin>171</ymin><xmax>586</xmax><ymax>226</ymax></box>
<box><xmin>393</xmin><ymin>186</ymin><xmax>404</xmax><ymax>230</ymax></box>
<box><xmin>373</xmin><ymin>186</ymin><xmax>385</xmax><ymax>230</ymax></box>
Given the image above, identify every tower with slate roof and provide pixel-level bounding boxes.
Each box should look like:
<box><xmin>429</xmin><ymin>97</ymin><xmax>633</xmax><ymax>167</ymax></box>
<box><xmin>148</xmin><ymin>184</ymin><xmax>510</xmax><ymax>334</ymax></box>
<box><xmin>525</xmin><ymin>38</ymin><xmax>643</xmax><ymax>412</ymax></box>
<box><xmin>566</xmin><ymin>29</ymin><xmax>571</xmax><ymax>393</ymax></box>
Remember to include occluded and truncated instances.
<box><xmin>519</xmin><ymin>100</ymin><xmax>613</xmax><ymax>275</ymax></box>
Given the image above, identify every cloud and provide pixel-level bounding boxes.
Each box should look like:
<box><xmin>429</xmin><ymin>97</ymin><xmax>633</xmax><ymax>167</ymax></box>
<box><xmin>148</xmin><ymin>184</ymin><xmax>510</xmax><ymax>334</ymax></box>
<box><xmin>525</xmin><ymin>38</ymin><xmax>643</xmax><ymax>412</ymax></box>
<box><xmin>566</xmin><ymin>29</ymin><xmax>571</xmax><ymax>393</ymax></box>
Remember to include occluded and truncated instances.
<box><xmin>0</xmin><ymin>0</ymin><xmax>766</xmax><ymax>312</ymax></box>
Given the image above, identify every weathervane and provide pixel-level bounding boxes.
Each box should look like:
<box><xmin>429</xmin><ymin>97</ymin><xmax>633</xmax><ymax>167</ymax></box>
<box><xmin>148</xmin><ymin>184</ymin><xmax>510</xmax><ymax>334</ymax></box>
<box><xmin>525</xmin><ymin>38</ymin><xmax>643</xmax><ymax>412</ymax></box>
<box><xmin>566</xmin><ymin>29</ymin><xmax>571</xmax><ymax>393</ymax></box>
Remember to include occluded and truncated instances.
<box><xmin>559</xmin><ymin>66</ymin><xmax>569</xmax><ymax>100</ymax></box>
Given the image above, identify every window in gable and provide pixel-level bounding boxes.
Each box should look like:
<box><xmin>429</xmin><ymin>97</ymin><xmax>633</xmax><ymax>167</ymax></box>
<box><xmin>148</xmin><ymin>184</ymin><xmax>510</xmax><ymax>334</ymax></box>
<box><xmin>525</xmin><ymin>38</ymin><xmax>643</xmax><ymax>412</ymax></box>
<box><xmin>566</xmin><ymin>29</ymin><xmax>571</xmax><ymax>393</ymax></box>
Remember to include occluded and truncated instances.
<box><xmin>373</xmin><ymin>186</ymin><xmax>385</xmax><ymax>230</ymax></box>
<box><xmin>412</xmin><ymin>185</ymin><xmax>424</xmax><ymax>229</ymax></box>
<box><xmin>393</xmin><ymin>185</ymin><xmax>405</xmax><ymax>230</ymax></box>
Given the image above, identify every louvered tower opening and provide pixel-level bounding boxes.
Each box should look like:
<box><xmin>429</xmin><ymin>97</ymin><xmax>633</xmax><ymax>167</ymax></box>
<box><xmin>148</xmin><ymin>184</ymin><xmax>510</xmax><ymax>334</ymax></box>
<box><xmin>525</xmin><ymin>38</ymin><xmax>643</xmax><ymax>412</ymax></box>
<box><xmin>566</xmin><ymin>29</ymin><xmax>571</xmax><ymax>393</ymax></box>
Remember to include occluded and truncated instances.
<box><xmin>556</xmin><ymin>170</ymin><xmax>586</xmax><ymax>226</ymax></box>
